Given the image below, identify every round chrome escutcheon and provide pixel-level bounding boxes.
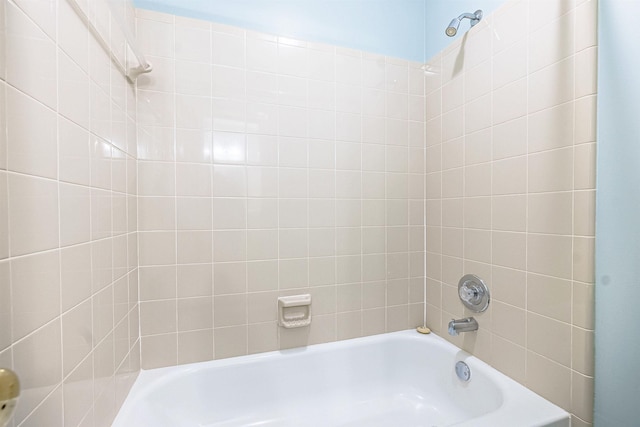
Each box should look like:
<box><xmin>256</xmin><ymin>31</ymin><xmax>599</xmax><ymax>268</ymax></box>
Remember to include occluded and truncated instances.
<box><xmin>457</xmin><ymin>274</ymin><xmax>490</xmax><ymax>313</ymax></box>
<box><xmin>455</xmin><ymin>361</ymin><xmax>471</xmax><ymax>382</ymax></box>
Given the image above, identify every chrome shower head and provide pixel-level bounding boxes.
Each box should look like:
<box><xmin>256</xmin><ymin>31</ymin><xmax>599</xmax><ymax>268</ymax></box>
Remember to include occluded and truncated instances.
<box><xmin>446</xmin><ymin>17</ymin><xmax>461</xmax><ymax>37</ymax></box>
<box><xmin>445</xmin><ymin>10</ymin><xmax>483</xmax><ymax>37</ymax></box>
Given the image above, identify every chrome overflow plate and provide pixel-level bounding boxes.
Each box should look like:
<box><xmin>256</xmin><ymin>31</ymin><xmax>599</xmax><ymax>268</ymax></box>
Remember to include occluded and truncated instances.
<box><xmin>458</xmin><ymin>274</ymin><xmax>490</xmax><ymax>313</ymax></box>
<box><xmin>455</xmin><ymin>361</ymin><xmax>471</xmax><ymax>382</ymax></box>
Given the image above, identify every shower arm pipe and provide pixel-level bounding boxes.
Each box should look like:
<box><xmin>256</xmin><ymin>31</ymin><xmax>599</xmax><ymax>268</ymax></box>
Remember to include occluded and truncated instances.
<box><xmin>457</xmin><ymin>11</ymin><xmax>482</xmax><ymax>23</ymax></box>
<box><xmin>65</xmin><ymin>0</ymin><xmax>152</xmax><ymax>82</ymax></box>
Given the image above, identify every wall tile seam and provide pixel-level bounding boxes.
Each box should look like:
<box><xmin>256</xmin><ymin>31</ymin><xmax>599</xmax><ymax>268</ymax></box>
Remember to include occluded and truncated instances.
<box><xmin>482</xmin><ymin>328</ymin><xmax>593</xmax><ymax>378</ymax></box>
<box><xmin>3</xmin><ymin>296</ymin><xmax>135</xmax><ymax>377</ymax></box>
<box><xmin>17</xmin><ymin>381</ymin><xmax>66</xmax><ymax>425</ymax></box>
<box><xmin>7</xmin><ymin>0</ymin><xmax>59</xmax><ymax>45</ymax></box>
<box><xmin>1</xmin><ymin>235</ymin><xmax>137</xmax><ymax>263</ymax></box>
<box><xmin>526</xmin><ymin>345</ymin><xmax>592</xmax><ymax>376</ymax></box>
<box><xmin>5</xmin><ymin>107</ymin><xmax>136</xmax><ymax>165</ymax></box>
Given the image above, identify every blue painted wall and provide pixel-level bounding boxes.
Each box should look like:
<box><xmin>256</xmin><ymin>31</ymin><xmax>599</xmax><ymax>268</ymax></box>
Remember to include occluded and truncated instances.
<box><xmin>595</xmin><ymin>1</ymin><xmax>640</xmax><ymax>425</ymax></box>
<box><xmin>134</xmin><ymin>0</ymin><xmax>427</xmax><ymax>62</ymax></box>
<box><xmin>133</xmin><ymin>0</ymin><xmax>505</xmax><ymax>61</ymax></box>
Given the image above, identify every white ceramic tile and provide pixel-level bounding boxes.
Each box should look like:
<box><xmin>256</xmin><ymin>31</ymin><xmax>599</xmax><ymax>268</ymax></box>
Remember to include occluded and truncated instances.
<box><xmin>308</xmin><ymin>46</ymin><xmax>335</xmax><ymax>82</ymax></box>
<box><xmin>335</xmin><ymin>52</ymin><xmax>361</xmax><ymax>86</ymax></box>
<box><xmin>408</xmin><ymin>94</ymin><xmax>425</xmax><ymax>122</ymax></box>
<box><xmin>11</xmin><ymin>251</ymin><xmax>60</xmax><ymax>341</ymax></box>
<box><xmin>247</xmin><ymin>166</ymin><xmax>277</xmax><ymax>198</ymax></box>
<box><xmin>246</xmin><ymin>102</ymin><xmax>277</xmax><ymax>135</ymax></box>
<box><xmin>493</xmin><ymin>78</ymin><xmax>527</xmax><ymax>125</ymax></box>
<box><xmin>492</xmin><ymin>0</ymin><xmax>527</xmax><ymax>53</ymax></box>
<box><xmin>138</xmin><ymin>231</ymin><xmax>176</xmax><ymax>266</ymax></box>
<box><xmin>309</xmin><ymin>80</ymin><xmax>335</xmax><ymax>110</ymax></box>
<box><xmin>465</xmin><ymin>94</ymin><xmax>491</xmax><ymax>134</ymax></box>
<box><xmin>58</xmin><ymin>50</ymin><xmax>91</xmax><ymax>129</ymax></box>
<box><xmin>247</xmin><ymin>135</ymin><xmax>278</xmax><ymax>166</ymax></box>
<box><xmin>138</xmin><ymin>162</ymin><xmax>175</xmax><ymax>196</ymax></box>
<box><xmin>279</xmin><ymin>199</ymin><xmax>308</xmax><ymax>228</ymax></box>
<box><xmin>279</xmin><ymin>106</ymin><xmax>307</xmax><ymax>138</ymax></box>
<box><xmin>309</xmin><ymin>199</ymin><xmax>335</xmax><ymax>228</ymax></box>
<box><xmin>6</xmin><ymin>2</ymin><xmax>57</xmax><ymax>109</ymax></box>
<box><xmin>6</xmin><ymin>85</ymin><xmax>57</xmax><ymax>179</ymax></box>
<box><xmin>9</xmin><ymin>174</ymin><xmax>59</xmax><ymax>255</ymax></box>
<box><xmin>213</xmin><ymin>198</ymin><xmax>246</xmax><ymax>230</ymax></box>
<box><xmin>13</xmin><ymin>320</ymin><xmax>62</xmax><ymax>424</ymax></box>
<box><xmin>246</xmin><ymin>34</ymin><xmax>278</xmax><ymax>73</ymax></box>
<box><xmin>335</xmin><ymin>83</ymin><xmax>361</xmax><ymax>115</ymax></box>
<box><xmin>277</xmin><ymin>168</ymin><xmax>306</xmax><ymax>198</ymax></box>
<box><xmin>175</xmin><ymin>23</ymin><xmax>211</xmax><ymax>62</ymax></box>
<box><xmin>575</xmin><ymin>47</ymin><xmax>597</xmax><ymax>99</ymax></box>
<box><xmin>575</xmin><ymin>0</ymin><xmax>597</xmax><ymax>51</ymax></box>
<box><xmin>213</xmin><ymin>65</ymin><xmax>245</xmax><ymax>100</ymax></box>
<box><xmin>385</xmin><ymin>118</ymin><xmax>408</xmax><ymax>146</ymax></box>
<box><xmin>528</xmin><ymin>147</ymin><xmax>574</xmax><ymax>193</ymax></box>
<box><xmin>177</xmin><ymin>231</ymin><xmax>212</xmax><ymax>264</ymax></box>
<box><xmin>0</xmin><ymin>84</ymin><xmax>5</xmax><ymax>170</ymax></box>
<box><xmin>492</xmin><ymin>156</ymin><xmax>527</xmax><ymax>195</ymax></box>
<box><xmin>58</xmin><ymin>0</ymin><xmax>88</xmax><ymax>70</ymax></box>
<box><xmin>529</xmin><ymin>11</ymin><xmax>575</xmax><ymax>73</ymax></box>
<box><xmin>363</xmin><ymin>115</ymin><xmax>386</xmax><ymax>145</ymax></box>
<box><xmin>137</xmin><ymin>18</ymin><xmax>174</xmax><ymax>58</ymax></box>
<box><xmin>575</xmin><ymin>96</ymin><xmax>597</xmax><ymax>145</ymax></box>
<box><xmin>276</xmin><ymin>75</ymin><xmax>306</xmax><ymax>109</ymax></box>
<box><xmin>175</xmin><ymin>59</ymin><xmax>210</xmax><ymax>96</ymax></box>
<box><xmin>213</xmin><ymin>165</ymin><xmax>246</xmax><ymax>197</ymax></box>
<box><xmin>213</xmin><ymin>31</ymin><xmax>245</xmax><ymax>67</ymax></box>
<box><xmin>247</xmin><ymin>71</ymin><xmax>278</xmax><ymax>104</ymax></box>
<box><xmin>175</xmin><ymin>129</ymin><xmax>211</xmax><ymax>163</ymax></box>
<box><xmin>212</xmin><ymin>262</ymin><xmax>245</xmax><ymax>296</ymax></box>
<box><xmin>177</xmin><ymin>94</ymin><xmax>213</xmax><ymax>130</ymax></box>
<box><xmin>139</xmin><ymin>197</ymin><xmax>176</xmax><ymax>231</ymax></box>
<box><xmin>137</xmin><ymin>89</ymin><xmax>175</xmax><ymax>128</ymax></box>
<box><xmin>279</xmin><ymin>41</ymin><xmax>308</xmax><ymax>77</ymax></box>
<box><xmin>308</xmin><ymin>109</ymin><xmax>336</xmax><ymax>140</ymax></box>
<box><xmin>60</xmin><ymin>183</ymin><xmax>91</xmax><ymax>247</ymax></box>
<box><xmin>278</xmin><ymin>137</ymin><xmax>307</xmax><ymax>168</ymax></box>
<box><xmin>441</xmin><ymin>108</ymin><xmax>463</xmax><ymax>142</ymax></box>
<box><xmin>176</xmin><ymin>163</ymin><xmax>211</xmax><ymax>196</ymax></box>
<box><xmin>386</xmin><ymin>62</ymin><xmax>408</xmax><ymax>94</ymax></box>
<box><xmin>386</xmin><ymin>91</ymin><xmax>408</xmax><ymax>120</ymax></box>
<box><xmin>336</xmin><ymin>170</ymin><xmax>361</xmax><ymax>199</ymax></box>
<box><xmin>529</xmin><ymin>57</ymin><xmax>574</xmax><ymax>114</ymax></box>
<box><xmin>213</xmin><ymin>230</ymin><xmax>247</xmax><ymax>262</ymax></box>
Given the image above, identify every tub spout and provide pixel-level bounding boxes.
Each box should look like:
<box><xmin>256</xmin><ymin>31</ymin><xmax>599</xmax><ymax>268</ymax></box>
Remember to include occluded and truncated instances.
<box><xmin>448</xmin><ymin>317</ymin><xmax>478</xmax><ymax>336</ymax></box>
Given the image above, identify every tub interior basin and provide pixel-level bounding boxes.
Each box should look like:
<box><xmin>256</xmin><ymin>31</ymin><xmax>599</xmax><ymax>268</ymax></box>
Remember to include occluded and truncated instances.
<box><xmin>113</xmin><ymin>331</ymin><xmax>570</xmax><ymax>427</ymax></box>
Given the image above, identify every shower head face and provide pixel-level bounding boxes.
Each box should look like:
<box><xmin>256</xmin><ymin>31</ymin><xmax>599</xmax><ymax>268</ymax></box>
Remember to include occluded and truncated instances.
<box><xmin>446</xmin><ymin>18</ymin><xmax>460</xmax><ymax>37</ymax></box>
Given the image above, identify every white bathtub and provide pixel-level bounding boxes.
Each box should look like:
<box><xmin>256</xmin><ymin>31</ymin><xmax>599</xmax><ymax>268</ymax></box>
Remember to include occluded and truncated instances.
<box><xmin>113</xmin><ymin>330</ymin><xmax>570</xmax><ymax>427</ymax></box>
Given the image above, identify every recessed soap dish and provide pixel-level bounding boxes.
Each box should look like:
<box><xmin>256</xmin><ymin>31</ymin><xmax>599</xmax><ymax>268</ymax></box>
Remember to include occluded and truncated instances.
<box><xmin>278</xmin><ymin>294</ymin><xmax>312</xmax><ymax>328</ymax></box>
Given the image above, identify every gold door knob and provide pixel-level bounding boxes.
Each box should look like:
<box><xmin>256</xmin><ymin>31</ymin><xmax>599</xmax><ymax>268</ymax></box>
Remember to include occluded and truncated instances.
<box><xmin>0</xmin><ymin>368</ymin><xmax>19</xmax><ymax>400</ymax></box>
<box><xmin>0</xmin><ymin>368</ymin><xmax>19</xmax><ymax>427</ymax></box>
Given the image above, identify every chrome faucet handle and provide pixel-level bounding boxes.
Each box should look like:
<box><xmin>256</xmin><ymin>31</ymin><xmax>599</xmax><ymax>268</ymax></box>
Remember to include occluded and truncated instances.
<box><xmin>459</xmin><ymin>283</ymin><xmax>482</xmax><ymax>305</ymax></box>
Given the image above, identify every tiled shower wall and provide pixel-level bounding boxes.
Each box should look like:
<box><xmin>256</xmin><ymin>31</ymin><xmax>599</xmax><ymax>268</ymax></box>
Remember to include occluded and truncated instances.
<box><xmin>135</xmin><ymin>10</ymin><xmax>426</xmax><ymax>368</ymax></box>
<box><xmin>423</xmin><ymin>0</ymin><xmax>597</xmax><ymax>425</ymax></box>
<box><xmin>0</xmin><ymin>0</ymin><xmax>140</xmax><ymax>426</ymax></box>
